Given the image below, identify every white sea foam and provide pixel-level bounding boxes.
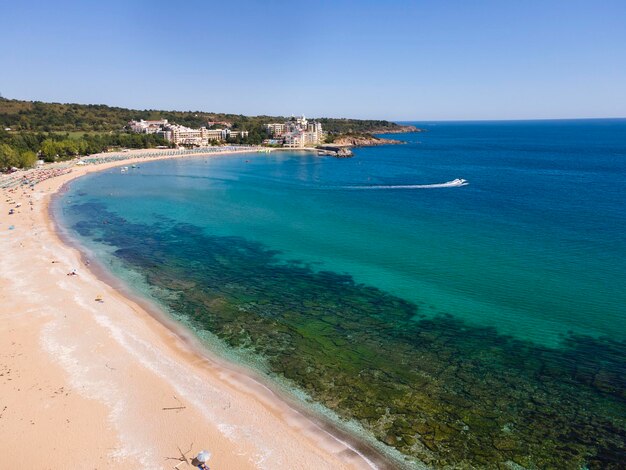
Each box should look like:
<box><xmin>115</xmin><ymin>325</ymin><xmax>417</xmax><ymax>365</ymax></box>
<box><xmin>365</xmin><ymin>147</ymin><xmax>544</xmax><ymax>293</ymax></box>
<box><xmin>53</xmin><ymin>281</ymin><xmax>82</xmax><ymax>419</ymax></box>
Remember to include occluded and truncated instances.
<box><xmin>344</xmin><ymin>178</ymin><xmax>469</xmax><ymax>189</ymax></box>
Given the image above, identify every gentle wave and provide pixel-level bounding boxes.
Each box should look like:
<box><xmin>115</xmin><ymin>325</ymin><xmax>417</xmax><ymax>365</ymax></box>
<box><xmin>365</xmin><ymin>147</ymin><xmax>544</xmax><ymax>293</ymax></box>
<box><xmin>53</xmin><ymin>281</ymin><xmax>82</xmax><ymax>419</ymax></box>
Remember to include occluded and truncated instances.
<box><xmin>343</xmin><ymin>179</ymin><xmax>469</xmax><ymax>189</ymax></box>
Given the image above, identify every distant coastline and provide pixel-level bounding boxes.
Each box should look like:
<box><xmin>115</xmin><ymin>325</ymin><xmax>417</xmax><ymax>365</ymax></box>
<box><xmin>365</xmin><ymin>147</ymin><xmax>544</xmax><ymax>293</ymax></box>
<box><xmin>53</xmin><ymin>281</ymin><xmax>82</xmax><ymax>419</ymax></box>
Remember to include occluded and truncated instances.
<box><xmin>1</xmin><ymin>96</ymin><xmax>420</xmax><ymax>172</ymax></box>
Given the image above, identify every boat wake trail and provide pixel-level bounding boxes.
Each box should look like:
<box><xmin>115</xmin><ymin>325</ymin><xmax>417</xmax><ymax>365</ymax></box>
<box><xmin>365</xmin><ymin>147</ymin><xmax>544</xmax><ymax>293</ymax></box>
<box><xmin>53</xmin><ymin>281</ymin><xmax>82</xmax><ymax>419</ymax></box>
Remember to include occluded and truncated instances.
<box><xmin>343</xmin><ymin>179</ymin><xmax>469</xmax><ymax>189</ymax></box>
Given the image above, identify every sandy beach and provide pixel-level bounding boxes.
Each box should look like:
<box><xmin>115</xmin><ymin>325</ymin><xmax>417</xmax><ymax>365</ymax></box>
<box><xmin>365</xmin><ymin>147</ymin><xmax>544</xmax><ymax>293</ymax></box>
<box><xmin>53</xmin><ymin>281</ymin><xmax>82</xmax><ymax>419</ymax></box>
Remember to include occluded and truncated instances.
<box><xmin>0</xmin><ymin>149</ymin><xmax>377</xmax><ymax>470</ymax></box>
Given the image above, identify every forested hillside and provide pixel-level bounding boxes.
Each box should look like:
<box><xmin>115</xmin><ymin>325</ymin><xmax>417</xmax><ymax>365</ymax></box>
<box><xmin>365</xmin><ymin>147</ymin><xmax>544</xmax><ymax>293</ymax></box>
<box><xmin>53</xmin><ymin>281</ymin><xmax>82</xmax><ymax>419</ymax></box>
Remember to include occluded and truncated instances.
<box><xmin>0</xmin><ymin>97</ymin><xmax>410</xmax><ymax>134</ymax></box>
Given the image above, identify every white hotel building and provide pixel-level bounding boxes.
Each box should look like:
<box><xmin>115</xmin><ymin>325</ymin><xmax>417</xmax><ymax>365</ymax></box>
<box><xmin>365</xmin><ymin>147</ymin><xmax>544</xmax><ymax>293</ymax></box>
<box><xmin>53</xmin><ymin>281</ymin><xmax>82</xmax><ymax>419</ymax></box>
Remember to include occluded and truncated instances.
<box><xmin>129</xmin><ymin>120</ymin><xmax>248</xmax><ymax>146</ymax></box>
<box><xmin>265</xmin><ymin>116</ymin><xmax>324</xmax><ymax>148</ymax></box>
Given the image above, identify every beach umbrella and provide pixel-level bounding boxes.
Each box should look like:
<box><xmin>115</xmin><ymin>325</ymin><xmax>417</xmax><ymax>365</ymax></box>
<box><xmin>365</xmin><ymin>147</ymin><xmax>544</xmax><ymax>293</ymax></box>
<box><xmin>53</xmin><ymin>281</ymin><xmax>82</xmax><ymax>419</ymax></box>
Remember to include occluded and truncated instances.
<box><xmin>196</xmin><ymin>450</ymin><xmax>211</xmax><ymax>463</ymax></box>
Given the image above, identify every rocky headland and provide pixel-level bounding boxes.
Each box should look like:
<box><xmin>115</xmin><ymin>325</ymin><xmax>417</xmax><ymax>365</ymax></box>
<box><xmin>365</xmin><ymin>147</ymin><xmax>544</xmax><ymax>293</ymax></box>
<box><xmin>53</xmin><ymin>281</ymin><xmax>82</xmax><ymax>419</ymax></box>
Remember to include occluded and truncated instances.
<box><xmin>318</xmin><ymin>133</ymin><xmax>409</xmax><ymax>157</ymax></box>
<box><xmin>369</xmin><ymin>124</ymin><xmax>422</xmax><ymax>134</ymax></box>
<box><xmin>317</xmin><ymin>125</ymin><xmax>422</xmax><ymax>157</ymax></box>
<box><xmin>330</xmin><ymin>134</ymin><xmax>406</xmax><ymax>147</ymax></box>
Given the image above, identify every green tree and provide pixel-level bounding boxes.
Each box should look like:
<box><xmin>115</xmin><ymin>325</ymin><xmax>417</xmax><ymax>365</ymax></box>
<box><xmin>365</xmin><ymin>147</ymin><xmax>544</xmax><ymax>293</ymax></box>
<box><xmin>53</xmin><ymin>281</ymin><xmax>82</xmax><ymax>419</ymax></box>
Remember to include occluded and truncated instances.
<box><xmin>17</xmin><ymin>150</ymin><xmax>37</xmax><ymax>168</ymax></box>
<box><xmin>0</xmin><ymin>143</ymin><xmax>19</xmax><ymax>170</ymax></box>
<box><xmin>39</xmin><ymin>139</ymin><xmax>60</xmax><ymax>161</ymax></box>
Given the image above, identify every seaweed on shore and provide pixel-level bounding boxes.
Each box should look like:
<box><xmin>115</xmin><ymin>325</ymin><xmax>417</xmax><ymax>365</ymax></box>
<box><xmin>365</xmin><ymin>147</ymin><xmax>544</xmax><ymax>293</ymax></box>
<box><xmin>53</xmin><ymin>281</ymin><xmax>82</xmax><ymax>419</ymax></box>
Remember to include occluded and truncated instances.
<box><xmin>71</xmin><ymin>202</ymin><xmax>626</xmax><ymax>469</ymax></box>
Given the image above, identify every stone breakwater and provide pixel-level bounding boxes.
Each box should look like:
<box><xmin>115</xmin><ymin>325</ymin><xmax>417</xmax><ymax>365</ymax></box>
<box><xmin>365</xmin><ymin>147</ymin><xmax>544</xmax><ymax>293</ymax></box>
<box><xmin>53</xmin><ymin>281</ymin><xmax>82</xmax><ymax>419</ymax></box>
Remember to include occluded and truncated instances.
<box><xmin>317</xmin><ymin>147</ymin><xmax>354</xmax><ymax>158</ymax></box>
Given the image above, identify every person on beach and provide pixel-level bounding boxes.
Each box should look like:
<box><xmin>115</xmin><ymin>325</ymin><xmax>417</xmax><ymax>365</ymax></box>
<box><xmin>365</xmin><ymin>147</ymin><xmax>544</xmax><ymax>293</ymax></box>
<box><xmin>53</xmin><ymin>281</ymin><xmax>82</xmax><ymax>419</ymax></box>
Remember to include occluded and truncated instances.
<box><xmin>191</xmin><ymin>450</ymin><xmax>211</xmax><ymax>469</ymax></box>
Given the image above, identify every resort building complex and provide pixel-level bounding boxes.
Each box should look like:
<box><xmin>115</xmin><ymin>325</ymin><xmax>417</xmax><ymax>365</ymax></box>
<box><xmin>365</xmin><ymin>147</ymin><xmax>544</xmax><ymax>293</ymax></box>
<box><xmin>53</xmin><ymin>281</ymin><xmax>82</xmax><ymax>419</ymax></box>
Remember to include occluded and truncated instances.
<box><xmin>128</xmin><ymin>119</ymin><xmax>248</xmax><ymax>147</ymax></box>
<box><xmin>128</xmin><ymin>119</ymin><xmax>170</xmax><ymax>134</ymax></box>
<box><xmin>264</xmin><ymin>115</ymin><xmax>324</xmax><ymax>148</ymax></box>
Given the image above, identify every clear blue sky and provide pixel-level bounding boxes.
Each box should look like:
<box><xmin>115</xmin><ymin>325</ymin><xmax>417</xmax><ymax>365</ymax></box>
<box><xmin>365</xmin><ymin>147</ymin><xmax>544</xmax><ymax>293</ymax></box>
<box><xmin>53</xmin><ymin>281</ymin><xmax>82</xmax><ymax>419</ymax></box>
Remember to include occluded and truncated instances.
<box><xmin>1</xmin><ymin>0</ymin><xmax>625</xmax><ymax>120</ymax></box>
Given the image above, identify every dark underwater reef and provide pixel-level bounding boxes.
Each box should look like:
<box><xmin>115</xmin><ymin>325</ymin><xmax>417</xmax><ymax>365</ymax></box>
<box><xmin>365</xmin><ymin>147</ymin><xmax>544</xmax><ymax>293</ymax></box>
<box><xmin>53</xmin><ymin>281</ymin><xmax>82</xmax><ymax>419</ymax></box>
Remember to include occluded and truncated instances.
<box><xmin>71</xmin><ymin>202</ymin><xmax>626</xmax><ymax>469</ymax></box>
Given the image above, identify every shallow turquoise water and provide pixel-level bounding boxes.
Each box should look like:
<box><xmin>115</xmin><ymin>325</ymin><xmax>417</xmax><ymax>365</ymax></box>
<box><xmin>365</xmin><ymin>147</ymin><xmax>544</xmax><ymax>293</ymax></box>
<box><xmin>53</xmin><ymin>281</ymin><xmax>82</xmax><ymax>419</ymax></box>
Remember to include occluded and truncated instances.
<box><xmin>54</xmin><ymin>119</ymin><xmax>626</xmax><ymax>468</ymax></box>
<box><xmin>61</xmin><ymin>120</ymin><xmax>626</xmax><ymax>344</ymax></box>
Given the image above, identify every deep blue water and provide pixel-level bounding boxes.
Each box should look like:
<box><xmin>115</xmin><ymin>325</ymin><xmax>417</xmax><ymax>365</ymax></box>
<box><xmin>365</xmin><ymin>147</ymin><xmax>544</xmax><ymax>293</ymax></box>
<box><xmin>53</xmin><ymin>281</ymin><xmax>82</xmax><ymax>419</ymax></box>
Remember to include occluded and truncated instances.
<box><xmin>54</xmin><ymin>119</ymin><xmax>626</xmax><ymax>468</ymax></box>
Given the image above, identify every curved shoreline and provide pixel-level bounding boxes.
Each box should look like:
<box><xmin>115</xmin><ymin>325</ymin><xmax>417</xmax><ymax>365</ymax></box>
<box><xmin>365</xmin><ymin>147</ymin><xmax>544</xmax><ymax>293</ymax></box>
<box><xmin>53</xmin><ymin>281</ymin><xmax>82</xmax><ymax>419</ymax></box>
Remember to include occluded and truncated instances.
<box><xmin>1</xmin><ymin>149</ymin><xmax>407</xmax><ymax>469</ymax></box>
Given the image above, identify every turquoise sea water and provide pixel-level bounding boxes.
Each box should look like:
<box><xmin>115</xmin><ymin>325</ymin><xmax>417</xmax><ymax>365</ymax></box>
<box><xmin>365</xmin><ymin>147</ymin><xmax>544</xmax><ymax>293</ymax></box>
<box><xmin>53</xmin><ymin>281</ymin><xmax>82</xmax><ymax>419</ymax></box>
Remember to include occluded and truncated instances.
<box><xmin>54</xmin><ymin>120</ymin><xmax>626</xmax><ymax>468</ymax></box>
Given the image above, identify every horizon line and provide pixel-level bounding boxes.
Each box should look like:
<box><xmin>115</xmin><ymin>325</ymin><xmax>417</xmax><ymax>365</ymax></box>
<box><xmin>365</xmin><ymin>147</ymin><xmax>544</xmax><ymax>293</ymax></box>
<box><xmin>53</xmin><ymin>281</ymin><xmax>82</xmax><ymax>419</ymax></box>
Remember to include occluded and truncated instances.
<box><xmin>396</xmin><ymin>116</ymin><xmax>626</xmax><ymax>123</ymax></box>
